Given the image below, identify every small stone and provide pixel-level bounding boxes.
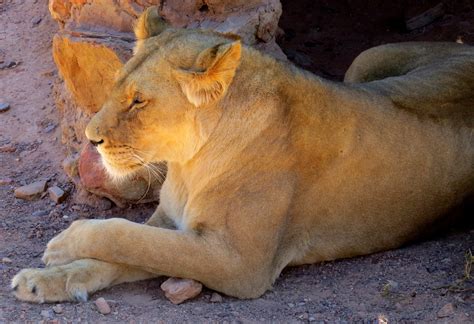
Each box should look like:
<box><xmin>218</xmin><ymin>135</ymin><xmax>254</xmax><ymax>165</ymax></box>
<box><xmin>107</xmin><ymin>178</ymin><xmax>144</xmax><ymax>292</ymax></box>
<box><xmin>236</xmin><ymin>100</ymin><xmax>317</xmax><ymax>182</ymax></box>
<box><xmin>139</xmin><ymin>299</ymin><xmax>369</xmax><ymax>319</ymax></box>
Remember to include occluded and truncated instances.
<box><xmin>2</xmin><ymin>257</ymin><xmax>12</xmax><ymax>263</ymax></box>
<box><xmin>40</xmin><ymin>309</ymin><xmax>53</xmax><ymax>319</ymax></box>
<box><xmin>387</xmin><ymin>280</ymin><xmax>399</xmax><ymax>290</ymax></box>
<box><xmin>95</xmin><ymin>297</ymin><xmax>111</xmax><ymax>315</ymax></box>
<box><xmin>52</xmin><ymin>304</ymin><xmax>63</xmax><ymax>314</ymax></box>
<box><xmin>0</xmin><ymin>61</ymin><xmax>19</xmax><ymax>69</ymax></box>
<box><xmin>32</xmin><ymin>210</ymin><xmax>49</xmax><ymax>217</ymax></box>
<box><xmin>48</xmin><ymin>186</ymin><xmax>67</xmax><ymax>203</ymax></box>
<box><xmin>32</xmin><ymin>17</ymin><xmax>42</xmax><ymax>25</ymax></box>
<box><xmin>14</xmin><ymin>180</ymin><xmax>47</xmax><ymax>200</ymax></box>
<box><xmin>210</xmin><ymin>292</ymin><xmax>223</xmax><ymax>303</ymax></box>
<box><xmin>0</xmin><ymin>102</ymin><xmax>10</xmax><ymax>113</ymax></box>
<box><xmin>43</xmin><ymin>124</ymin><xmax>57</xmax><ymax>133</ymax></box>
<box><xmin>0</xmin><ymin>178</ymin><xmax>13</xmax><ymax>185</ymax></box>
<box><xmin>97</xmin><ymin>198</ymin><xmax>113</xmax><ymax>211</ymax></box>
<box><xmin>437</xmin><ymin>303</ymin><xmax>456</xmax><ymax>318</ymax></box>
<box><xmin>378</xmin><ymin>314</ymin><xmax>389</xmax><ymax>324</ymax></box>
<box><xmin>42</xmin><ymin>71</ymin><xmax>55</xmax><ymax>78</ymax></box>
<box><xmin>160</xmin><ymin>277</ymin><xmax>203</xmax><ymax>304</ymax></box>
<box><xmin>0</xmin><ymin>144</ymin><xmax>16</xmax><ymax>152</ymax></box>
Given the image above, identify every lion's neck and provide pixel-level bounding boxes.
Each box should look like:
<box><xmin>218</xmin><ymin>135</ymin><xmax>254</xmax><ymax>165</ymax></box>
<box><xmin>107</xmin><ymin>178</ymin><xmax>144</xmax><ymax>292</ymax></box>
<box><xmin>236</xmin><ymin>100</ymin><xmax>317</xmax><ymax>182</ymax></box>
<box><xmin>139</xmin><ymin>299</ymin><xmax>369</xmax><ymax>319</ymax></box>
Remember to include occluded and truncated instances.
<box><xmin>170</xmin><ymin>48</ymin><xmax>347</xmax><ymax>187</ymax></box>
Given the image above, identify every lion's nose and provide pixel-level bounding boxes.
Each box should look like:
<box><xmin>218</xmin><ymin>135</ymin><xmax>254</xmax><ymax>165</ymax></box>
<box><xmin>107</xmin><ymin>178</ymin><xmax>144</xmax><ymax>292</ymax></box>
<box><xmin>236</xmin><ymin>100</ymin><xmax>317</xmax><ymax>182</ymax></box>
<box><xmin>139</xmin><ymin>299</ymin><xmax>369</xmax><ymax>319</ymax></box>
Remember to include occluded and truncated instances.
<box><xmin>90</xmin><ymin>139</ymin><xmax>104</xmax><ymax>147</ymax></box>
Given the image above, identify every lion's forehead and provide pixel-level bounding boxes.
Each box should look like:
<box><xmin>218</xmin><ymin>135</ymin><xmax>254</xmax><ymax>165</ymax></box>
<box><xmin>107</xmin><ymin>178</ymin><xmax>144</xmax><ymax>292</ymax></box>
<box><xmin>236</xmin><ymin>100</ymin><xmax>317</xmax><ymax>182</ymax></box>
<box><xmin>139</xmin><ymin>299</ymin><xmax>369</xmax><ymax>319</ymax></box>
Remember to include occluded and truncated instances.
<box><xmin>116</xmin><ymin>30</ymin><xmax>238</xmax><ymax>86</ymax></box>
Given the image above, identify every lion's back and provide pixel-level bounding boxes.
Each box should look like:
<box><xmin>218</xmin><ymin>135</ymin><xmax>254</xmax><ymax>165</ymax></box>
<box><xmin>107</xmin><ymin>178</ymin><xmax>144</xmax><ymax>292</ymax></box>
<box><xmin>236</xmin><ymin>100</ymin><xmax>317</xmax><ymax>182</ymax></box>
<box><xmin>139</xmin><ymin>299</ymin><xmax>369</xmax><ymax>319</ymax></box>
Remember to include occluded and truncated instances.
<box><xmin>344</xmin><ymin>42</ymin><xmax>474</xmax><ymax>127</ymax></box>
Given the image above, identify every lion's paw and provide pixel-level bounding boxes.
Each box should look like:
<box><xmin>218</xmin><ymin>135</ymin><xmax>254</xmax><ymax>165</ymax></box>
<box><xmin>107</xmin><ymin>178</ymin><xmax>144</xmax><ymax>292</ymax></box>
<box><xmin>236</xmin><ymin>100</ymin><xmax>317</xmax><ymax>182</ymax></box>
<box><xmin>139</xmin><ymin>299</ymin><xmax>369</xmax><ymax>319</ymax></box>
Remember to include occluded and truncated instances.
<box><xmin>11</xmin><ymin>266</ymin><xmax>88</xmax><ymax>303</ymax></box>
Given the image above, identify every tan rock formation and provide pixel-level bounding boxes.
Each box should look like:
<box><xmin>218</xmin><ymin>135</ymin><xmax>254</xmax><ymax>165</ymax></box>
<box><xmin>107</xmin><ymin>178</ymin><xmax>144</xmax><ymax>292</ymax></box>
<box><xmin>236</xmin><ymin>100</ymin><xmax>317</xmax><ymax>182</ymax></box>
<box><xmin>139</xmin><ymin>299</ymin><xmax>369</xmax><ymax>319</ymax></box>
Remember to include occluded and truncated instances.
<box><xmin>49</xmin><ymin>0</ymin><xmax>284</xmax><ymax>206</ymax></box>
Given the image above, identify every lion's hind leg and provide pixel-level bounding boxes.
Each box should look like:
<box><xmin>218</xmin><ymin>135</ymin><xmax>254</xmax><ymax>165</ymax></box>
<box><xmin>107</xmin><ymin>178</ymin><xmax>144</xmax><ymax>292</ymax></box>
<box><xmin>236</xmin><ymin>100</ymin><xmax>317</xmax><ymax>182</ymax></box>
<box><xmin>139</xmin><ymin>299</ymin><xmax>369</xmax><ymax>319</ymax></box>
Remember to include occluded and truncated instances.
<box><xmin>11</xmin><ymin>259</ymin><xmax>156</xmax><ymax>303</ymax></box>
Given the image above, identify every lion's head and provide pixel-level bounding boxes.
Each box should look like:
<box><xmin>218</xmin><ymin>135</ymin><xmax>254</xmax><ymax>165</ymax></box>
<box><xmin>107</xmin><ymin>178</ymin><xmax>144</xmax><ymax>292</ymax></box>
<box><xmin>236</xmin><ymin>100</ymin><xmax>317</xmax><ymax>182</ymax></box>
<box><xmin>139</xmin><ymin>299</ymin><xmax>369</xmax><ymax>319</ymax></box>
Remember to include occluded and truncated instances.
<box><xmin>85</xmin><ymin>7</ymin><xmax>242</xmax><ymax>178</ymax></box>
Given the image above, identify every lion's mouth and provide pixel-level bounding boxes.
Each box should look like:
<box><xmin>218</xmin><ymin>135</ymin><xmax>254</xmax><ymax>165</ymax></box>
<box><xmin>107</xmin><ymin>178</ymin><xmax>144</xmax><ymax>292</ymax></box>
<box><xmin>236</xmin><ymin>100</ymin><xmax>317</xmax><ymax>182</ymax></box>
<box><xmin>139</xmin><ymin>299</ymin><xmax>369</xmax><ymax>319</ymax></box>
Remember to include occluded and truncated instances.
<box><xmin>96</xmin><ymin>146</ymin><xmax>144</xmax><ymax>179</ymax></box>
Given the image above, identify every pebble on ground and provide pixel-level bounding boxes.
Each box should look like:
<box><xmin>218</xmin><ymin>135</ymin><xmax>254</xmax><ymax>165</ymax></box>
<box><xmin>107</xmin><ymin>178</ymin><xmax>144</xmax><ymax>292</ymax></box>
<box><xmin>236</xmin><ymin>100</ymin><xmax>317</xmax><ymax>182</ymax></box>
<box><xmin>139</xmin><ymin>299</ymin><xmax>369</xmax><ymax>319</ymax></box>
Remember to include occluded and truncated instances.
<box><xmin>95</xmin><ymin>297</ymin><xmax>111</xmax><ymax>315</ymax></box>
<box><xmin>0</xmin><ymin>102</ymin><xmax>10</xmax><ymax>113</ymax></box>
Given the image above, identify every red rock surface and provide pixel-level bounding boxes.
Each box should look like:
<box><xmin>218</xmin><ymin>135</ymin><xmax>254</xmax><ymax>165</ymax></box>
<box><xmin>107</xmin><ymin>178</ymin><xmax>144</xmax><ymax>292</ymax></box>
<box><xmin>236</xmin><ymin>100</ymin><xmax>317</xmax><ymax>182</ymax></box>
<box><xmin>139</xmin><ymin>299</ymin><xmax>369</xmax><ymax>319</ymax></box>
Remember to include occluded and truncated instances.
<box><xmin>78</xmin><ymin>143</ymin><xmax>161</xmax><ymax>207</ymax></box>
<box><xmin>78</xmin><ymin>143</ymin><xmax>107</xmax><ymax>192</ymax></box>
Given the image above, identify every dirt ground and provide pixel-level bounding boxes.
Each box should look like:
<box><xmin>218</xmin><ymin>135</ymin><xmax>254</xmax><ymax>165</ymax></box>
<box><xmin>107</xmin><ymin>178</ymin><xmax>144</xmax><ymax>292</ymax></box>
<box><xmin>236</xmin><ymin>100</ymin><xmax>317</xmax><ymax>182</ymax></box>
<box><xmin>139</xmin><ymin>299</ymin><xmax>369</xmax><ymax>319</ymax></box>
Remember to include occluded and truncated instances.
<box><xmin>0</xmin><ymin>0</ymin><xmax>473</xmax><ymax>322</ymax></box>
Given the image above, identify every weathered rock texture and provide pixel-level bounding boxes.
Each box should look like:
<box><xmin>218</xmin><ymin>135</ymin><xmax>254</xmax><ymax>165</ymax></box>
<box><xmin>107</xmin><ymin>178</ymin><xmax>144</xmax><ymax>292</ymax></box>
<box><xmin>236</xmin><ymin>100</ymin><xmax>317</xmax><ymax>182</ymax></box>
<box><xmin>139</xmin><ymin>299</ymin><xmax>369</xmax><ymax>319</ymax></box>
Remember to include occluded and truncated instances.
<box><xmin>14</xmin><ymin>181</ymin><xmax>48</xmax><ymax>201</ymax></box>
<box><xmin>160</xmin><ymin>277</ymin><xmax>203</xmax><ymax>304</ymax></box>
<box><xmin>49</xmin><ymin>0</ymin><xmax>284</xmax><ymax>206</ymax></box>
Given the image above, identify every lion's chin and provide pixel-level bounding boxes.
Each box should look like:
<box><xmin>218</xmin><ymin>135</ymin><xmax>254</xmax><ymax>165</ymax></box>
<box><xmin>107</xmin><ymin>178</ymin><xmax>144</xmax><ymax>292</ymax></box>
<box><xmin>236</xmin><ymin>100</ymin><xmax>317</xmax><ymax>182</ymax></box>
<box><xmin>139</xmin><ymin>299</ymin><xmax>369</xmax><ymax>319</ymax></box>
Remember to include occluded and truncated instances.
<box><xmin>101</xmin><ymin>158</ymin><xmax>141</xmax><ymax>182</ymax></box>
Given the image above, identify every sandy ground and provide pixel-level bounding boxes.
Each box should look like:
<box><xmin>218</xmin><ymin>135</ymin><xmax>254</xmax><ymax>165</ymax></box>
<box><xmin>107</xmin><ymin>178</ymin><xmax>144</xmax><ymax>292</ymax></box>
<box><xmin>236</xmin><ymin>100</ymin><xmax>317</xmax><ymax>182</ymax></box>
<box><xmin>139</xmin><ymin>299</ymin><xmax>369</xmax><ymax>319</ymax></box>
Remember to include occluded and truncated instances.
<box><xmin>0</xmin><ymin>0</ymin><xmax>473</xmax><ymax>322</ymax></box>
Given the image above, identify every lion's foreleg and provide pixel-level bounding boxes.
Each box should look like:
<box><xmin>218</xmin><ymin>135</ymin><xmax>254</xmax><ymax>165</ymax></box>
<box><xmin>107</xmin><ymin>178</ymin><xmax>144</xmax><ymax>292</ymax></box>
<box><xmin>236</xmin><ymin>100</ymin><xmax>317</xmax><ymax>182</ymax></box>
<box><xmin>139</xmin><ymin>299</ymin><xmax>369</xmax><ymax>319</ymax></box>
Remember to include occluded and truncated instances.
<box><xmin>41</xmin><ymin>218</ymin><xmax>272</xmax><ymax>298</ymax></box>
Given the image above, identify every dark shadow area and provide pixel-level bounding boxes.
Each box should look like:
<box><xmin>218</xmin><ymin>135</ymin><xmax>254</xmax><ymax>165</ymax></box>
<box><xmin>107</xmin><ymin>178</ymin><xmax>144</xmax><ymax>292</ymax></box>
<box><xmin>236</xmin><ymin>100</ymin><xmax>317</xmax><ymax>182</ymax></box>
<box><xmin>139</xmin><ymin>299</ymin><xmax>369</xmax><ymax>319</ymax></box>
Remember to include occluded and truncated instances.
<box><xmin>278</xmin><ymin>0</ymin><xmax>474</xmax><ymax>80</ymax></box>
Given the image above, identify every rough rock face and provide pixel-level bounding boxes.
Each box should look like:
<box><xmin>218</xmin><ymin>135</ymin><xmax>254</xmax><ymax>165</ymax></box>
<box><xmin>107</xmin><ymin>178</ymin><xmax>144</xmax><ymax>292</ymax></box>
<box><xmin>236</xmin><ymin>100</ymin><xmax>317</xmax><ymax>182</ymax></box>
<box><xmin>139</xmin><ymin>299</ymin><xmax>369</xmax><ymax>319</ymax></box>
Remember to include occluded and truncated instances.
<box><xmin>49</xmin><ymin>0</ymin><xmax>284</xmax><ymax>206</ymax></box>
<box><xmin>78</xmin><ymin>143</ymin><xmax>162</xmax><ymax>207</ymax></box>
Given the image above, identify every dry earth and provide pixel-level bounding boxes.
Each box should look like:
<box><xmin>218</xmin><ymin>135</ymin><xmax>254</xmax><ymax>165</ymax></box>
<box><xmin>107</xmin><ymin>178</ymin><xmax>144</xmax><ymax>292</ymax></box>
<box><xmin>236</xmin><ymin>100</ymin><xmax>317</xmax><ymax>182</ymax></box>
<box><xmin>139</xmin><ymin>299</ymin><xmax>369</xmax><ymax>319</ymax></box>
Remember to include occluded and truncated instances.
<box><xmin>0</xmin><ymin>0</ymin><xmax>473</xmax><ymax>322</ymax></box>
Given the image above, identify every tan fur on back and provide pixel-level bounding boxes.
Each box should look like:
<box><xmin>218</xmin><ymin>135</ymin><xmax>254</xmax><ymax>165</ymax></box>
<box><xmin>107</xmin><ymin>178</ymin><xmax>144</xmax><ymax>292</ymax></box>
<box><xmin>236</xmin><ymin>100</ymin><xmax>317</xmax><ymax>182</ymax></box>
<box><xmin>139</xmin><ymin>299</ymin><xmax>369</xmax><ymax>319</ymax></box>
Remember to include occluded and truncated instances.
<box><xmin>11</xmin><ymin>7</ymin><xmax>474</xmax><ymax>303</ymax></box>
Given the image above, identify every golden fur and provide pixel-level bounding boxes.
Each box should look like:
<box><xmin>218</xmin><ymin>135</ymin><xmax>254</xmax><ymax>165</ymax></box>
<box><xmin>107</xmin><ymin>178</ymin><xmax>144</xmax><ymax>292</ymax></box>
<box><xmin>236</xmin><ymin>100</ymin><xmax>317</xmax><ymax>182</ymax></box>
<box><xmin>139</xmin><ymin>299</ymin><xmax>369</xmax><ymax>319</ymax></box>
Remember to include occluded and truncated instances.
<box><xmin>12</xmin><ymin>7</ymin><xmax>474</xmax><ymax>303</ymax></box>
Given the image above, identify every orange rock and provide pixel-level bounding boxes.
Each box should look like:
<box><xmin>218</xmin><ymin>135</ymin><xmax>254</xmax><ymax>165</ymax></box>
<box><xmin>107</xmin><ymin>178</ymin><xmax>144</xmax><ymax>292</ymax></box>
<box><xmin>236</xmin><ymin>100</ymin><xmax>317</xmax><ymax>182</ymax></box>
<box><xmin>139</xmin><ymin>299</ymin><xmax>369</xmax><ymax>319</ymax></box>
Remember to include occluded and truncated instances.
<box><xmin>48</xmin><ymin>0</ymin><xmax>72</xmax><ymax>23</ymax></box>
<box><xmin>52</xmin><ymin>35</ymin><xmax>125</xmax><ymax>114</ymax></box>
<box><xmin>160</xmin><ymin>278</ymin><xmax>203</xmax><ymax>304</ymax></box>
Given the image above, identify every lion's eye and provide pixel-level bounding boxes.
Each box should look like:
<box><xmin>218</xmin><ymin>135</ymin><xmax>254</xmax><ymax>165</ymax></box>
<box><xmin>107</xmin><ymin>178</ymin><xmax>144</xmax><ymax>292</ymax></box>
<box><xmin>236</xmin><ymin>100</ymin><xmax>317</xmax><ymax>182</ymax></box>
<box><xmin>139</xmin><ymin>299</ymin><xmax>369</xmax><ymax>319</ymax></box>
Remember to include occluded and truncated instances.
<box><xmin>129</xmin><ymin>95</ymin><xmax>148</xmax><ymax>111</ymax></box>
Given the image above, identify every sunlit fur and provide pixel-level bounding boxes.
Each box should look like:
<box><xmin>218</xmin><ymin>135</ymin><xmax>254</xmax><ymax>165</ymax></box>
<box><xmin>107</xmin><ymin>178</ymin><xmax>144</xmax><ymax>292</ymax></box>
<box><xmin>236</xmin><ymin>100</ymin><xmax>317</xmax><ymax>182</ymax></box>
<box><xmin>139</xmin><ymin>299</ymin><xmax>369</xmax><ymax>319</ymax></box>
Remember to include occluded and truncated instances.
<box><xmin>11</xmin><ymin>6</ymin><xmax>474</xmax><ymax>303</ymax></box>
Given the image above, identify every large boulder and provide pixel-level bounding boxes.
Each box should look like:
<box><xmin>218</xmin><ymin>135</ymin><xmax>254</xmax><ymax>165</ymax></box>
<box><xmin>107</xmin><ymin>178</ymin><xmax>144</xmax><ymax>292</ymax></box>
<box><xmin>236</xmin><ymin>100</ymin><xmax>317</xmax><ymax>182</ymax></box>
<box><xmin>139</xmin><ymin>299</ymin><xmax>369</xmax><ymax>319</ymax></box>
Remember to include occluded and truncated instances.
<box><xmin>49</xmin><ymin>0</ymin><xmax>284</xmax><ymax>206</ymax></box>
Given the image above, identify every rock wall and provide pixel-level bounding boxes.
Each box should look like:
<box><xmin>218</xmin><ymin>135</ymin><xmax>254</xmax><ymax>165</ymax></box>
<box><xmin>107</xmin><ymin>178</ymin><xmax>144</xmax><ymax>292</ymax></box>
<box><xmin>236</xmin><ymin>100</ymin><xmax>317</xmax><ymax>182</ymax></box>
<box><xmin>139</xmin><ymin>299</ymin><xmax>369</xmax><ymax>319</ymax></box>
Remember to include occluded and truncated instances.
<box><xmin>49</xmin><ymin>0</ymin><xmax>284</xmax><ymax>206</ymax></box>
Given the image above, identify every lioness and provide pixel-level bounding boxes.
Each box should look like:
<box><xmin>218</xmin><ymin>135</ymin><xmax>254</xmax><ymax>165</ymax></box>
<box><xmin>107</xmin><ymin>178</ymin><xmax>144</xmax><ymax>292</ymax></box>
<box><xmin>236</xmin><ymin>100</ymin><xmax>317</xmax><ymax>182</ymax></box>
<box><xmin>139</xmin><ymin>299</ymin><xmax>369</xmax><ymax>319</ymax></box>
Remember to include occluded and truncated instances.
<box><xmin>12</xmin><ymin>7</ymin><xmax>474</xmax><ymax>303</ymax></box>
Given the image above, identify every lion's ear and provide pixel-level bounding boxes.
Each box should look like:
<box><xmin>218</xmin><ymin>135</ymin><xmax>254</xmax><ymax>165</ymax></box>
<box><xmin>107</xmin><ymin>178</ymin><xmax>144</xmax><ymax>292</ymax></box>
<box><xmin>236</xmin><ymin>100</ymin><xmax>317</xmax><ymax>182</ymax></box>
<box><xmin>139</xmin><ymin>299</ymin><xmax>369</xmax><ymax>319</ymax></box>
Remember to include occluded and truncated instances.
<box><xmin>173</xmin><ymin>41</ymin><xmax>242</xmax><ymax>107</ymax></box>
<box><xmin>134</xmin><ymin>6</ymin><xmax>168</xmax><ymax>51</ymax></box>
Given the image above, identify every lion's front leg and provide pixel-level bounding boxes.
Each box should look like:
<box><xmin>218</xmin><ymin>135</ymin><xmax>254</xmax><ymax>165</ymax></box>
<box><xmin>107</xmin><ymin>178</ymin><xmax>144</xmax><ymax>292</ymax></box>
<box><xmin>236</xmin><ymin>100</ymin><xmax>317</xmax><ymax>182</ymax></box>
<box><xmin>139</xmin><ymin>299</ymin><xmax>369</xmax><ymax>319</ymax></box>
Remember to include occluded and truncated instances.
<box><xmin>40</xmin><ymin>206</ymin><xmax>175</xmax><ymax>266</ymax></box>
<box><xmin>11</xmin><ymin>259</ymin><xmax>156</xmax><ymax>303</ymax></box>
<box><xmin>41</xmin><ymin>218</ymin><xmax>279</xmax><ymax>298</ymax></box>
